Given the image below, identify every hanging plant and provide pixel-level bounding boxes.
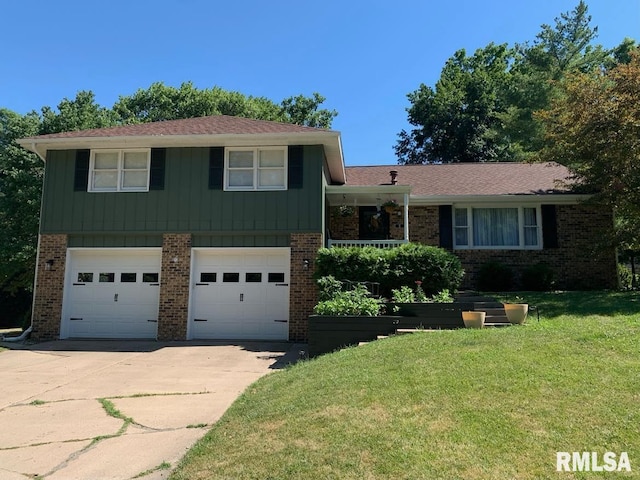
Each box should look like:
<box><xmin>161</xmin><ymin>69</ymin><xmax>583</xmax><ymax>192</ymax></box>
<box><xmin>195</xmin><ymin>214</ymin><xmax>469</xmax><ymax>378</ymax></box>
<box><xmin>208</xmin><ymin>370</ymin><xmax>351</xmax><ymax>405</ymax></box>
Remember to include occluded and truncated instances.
<box><xmin>338</xmin><ymin>204</ymin><xmax>355</xmax><ymax>217</ymax></box>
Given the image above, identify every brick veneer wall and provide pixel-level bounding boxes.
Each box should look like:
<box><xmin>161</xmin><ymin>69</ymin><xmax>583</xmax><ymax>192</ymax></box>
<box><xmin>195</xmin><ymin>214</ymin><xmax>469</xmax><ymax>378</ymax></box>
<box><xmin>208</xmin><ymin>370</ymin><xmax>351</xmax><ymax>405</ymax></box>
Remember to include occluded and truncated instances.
<box><xmin>289</xmin><ymin>233</ymin><xmax>322</xmax><ymax>341</ymax></box>
<box><xmin>158</xmin><ymin>233</ymin><xmax>192</xmax><ymax>340</ymax></box>
<box><xmin>328</xmin><ymin>204</ymin><xmax>617</xmax><ymax>290</ymax></box>
<box><xmin>31</xmin><ymin>234</ymin><xmax>67</xmax><ymax>340</ymax></box>
<box><xmin>329</xmin><ymin>207</ymin><xmax>359</xmax><ymax>240</ymax></box>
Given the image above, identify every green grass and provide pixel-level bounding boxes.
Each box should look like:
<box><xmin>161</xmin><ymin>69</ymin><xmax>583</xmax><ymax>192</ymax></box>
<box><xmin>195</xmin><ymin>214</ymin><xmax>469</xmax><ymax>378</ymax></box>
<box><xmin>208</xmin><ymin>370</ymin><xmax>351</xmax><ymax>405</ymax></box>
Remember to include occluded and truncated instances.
<box><xmin>171</xmin><ymin>291</ymin><xmax>640</xmax><ymax>480</ymax></box>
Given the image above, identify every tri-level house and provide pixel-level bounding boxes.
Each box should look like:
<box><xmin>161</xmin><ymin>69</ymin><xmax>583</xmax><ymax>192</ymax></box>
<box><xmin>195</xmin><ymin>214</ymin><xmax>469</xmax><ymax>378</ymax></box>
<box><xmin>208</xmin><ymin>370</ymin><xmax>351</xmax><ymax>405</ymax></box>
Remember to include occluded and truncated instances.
<box><xmin>19</xmin><ymin>116</ymin><xmax>617</xmax><ymax>342</ymax></box>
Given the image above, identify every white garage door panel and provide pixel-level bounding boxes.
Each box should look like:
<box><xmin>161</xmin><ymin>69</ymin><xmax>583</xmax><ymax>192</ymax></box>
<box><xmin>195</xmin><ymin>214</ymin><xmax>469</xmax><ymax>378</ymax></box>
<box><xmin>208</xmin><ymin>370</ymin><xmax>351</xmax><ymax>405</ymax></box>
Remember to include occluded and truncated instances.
<box><xmin>64</xmin><ymin>250</ymin><xmax>161</xmax><ymax>339</ymax></box>
<box><xmin>191</xmin><ymin>249</ymin><xmax>289</xmax><ymax>340</ymax></box>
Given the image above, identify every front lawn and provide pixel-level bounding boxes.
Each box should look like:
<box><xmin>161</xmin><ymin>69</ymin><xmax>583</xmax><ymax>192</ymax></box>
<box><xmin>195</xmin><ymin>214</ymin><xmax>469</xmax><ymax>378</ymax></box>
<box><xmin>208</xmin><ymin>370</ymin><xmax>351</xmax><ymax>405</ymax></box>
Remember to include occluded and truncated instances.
<box><xmin>171</xmin><ymin>291</ymin><xmax>640</xmax><ymax>479</ymax></box>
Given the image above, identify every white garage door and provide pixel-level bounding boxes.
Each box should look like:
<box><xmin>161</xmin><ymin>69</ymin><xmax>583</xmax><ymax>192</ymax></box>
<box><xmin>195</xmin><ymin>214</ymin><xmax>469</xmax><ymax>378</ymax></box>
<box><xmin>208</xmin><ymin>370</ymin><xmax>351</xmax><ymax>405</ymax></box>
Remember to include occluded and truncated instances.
<box><xmin>63</xmin><ymin>249</ymin><xmax>161</xmax><ymax>339</ymax></box>
<box><xmin>190</xmin><ymin>248</ymin><xmax>290</xmax><ymax>340</ymax></box>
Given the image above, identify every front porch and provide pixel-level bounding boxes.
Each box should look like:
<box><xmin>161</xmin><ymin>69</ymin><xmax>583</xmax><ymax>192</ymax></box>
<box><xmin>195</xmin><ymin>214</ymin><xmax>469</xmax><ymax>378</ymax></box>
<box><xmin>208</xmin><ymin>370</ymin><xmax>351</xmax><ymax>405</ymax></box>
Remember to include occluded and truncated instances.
<box><xmin>325</xmin><ymin>184</ymin><xmax>411</xmax><ymax>248</ymax></box>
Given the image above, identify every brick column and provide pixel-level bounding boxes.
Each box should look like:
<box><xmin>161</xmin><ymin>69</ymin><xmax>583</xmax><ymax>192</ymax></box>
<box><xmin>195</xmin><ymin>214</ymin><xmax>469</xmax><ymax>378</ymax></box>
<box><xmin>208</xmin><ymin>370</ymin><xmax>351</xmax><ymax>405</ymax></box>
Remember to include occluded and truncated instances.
<box><xmin>31</xmin><ymin>234</ymin><xmax>67</xmax><ymax>341</ymax></box>
<box><xmin>289</xmin><ymin>233</ymin><xmax>322</xmax><ymax>342</ymax></box>
<box><xmin>158</xmin><ymin>233</ymin><xmax>192</xmax><ymax>340</ymax></box>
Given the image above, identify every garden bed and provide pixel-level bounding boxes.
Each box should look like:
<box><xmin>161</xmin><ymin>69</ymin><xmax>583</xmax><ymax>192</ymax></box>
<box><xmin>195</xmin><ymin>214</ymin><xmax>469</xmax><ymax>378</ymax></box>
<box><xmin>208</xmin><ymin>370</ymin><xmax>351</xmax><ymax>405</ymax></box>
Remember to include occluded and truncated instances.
<box><xmin>308</xmin><ymin>302</ymin><xmax>474</xmax><ymax>357</ymax></box>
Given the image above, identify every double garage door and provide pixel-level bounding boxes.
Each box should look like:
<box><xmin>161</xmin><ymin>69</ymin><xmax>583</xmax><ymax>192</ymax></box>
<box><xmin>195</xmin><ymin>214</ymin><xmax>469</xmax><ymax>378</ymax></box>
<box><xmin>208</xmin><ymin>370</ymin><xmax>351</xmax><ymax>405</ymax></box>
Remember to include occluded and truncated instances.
<box><xmin>62</xmin><ymin>248</ymin><xmax>290</xmax><ymax>340</ymax></box>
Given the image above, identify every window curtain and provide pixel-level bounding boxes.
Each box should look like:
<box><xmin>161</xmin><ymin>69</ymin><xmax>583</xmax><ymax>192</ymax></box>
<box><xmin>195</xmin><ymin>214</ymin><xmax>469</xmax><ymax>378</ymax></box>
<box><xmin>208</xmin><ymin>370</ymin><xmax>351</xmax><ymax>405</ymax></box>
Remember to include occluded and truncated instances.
<box><xmin>473</xmin><ymin>208</ymin><xmax>519</xmax><ymax>246</ymax></box>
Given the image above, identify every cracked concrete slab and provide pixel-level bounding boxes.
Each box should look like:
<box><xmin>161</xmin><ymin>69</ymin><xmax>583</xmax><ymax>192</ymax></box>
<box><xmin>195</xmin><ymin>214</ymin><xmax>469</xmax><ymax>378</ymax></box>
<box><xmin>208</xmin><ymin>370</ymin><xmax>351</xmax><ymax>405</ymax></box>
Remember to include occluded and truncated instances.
<box><xmin>0</xmin><ymin>340</ymin><xmax>305</xmax><ymax>479</ymax></box>
<box><xmin>46</xmin><ymin>426</ymin><xmax>203</xmax><ymax>480</ymax></box>
<box><xmin>0</xmin><ymin>399</ymin><xmax>123</xmax><ymax>448</ymax></box>
<box><xmin>112</xmin><ymin>392</ymin><xmax>234</xmax><ymax>430</ymax></box>
<box><xmin>0</xmin><ymin>440</ymin><xmax>92</xmax><ymax>478</ymax></box>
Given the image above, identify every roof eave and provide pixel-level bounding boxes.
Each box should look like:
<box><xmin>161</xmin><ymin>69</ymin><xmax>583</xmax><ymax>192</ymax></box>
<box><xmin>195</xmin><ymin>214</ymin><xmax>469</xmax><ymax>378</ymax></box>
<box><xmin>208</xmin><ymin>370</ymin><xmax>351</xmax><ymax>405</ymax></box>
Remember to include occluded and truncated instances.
<box><xmin>17</xmin><ymin>131</ymin><xmax>347</xmax><ymax>183</ymax></box>
<box><xmin>409</xmin><ymin>193</ymin><xmax>591</xmax><ymax>205</ymax></box>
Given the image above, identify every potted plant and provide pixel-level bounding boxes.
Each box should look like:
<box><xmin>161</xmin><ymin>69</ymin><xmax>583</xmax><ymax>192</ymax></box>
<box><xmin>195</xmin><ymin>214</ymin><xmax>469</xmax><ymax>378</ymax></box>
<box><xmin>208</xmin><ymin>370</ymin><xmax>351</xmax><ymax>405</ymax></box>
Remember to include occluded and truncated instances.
<box><xmin>382</xmin><ymin>199</ymin><xmax>399</xmax><ymax>213</ymax></box>
<box><xmin>503</xmin><ymin>302</ymin><xmax>529</xmax><ymax>324</ymax></box>
<box><xmin>461</xmin><ymin>311</ymin><xmax>486</xmax><ymax>328</ymax></box>
<box><xmin>338</xmin><ymin>204</ymin><xmax>355</xmax><ymax>217</ymax></box>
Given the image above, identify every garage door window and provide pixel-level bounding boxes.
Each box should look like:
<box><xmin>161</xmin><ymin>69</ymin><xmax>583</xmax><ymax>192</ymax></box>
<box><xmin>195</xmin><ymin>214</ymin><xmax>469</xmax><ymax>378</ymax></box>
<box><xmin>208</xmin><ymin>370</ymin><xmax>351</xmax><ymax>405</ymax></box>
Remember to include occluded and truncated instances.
<box><xmin>142</xmin><ymin>273</ymin><xmax>159</xmax><ymax>283</ymax></box>
<box><xmin>200</xmin><ymin>273</ymin><xmax>217</xmax><ymax>282</ymax></box>
<box><xmin>223</xmin><ymin>273</ymin><xmax>240</xmax><ymax>282</ymax></box>
<box><xmin>121</xmin><ymin>273</ymin><xmax>137</xmax><ymax>283</ymax></box>
<box><xmin>78</xmin><ymin>273</ymin><xmax>93</xmax><ymax>283</ymax></box>
<box><xmin>268</xmin><ymin>273</ymin><xmax>285</xmax><ymax>283</ymax></box>
<box><xmin>99</xmin><ymin>273</ymin><xmax>115</xmax><ymax>282</ymax></box>
<box><xmin>246</xmin><ymin>273</ymin><xmax>262</xmax><ymax>282</ymax></box>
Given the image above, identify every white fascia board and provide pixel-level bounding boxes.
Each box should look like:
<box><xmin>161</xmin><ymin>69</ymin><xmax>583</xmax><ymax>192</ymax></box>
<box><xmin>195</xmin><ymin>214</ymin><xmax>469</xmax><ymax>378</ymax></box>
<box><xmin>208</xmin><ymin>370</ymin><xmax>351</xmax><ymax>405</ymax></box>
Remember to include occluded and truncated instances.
<box><xmin>325</xmin><ymin>184</ymin><xmax>412</xmax><ymax>195</ymax></box>
<box><xmin>17</xmin><ymin>130</ymin><xmax>347</xmax><ymax>183</ymax></box>
<box><xmin>408</xmin><ymin>194</ymin><xmax>592</xmax><ymax>205</ymax></box>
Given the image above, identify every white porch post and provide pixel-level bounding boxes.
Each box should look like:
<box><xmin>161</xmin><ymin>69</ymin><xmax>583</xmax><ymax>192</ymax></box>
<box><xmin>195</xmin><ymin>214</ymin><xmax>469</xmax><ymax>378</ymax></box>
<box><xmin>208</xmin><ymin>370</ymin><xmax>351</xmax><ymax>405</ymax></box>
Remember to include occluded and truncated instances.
<box><xmin>403</xmin><ymin>192</ymin><xmax>410</xmax><ymax>242</ymax></box>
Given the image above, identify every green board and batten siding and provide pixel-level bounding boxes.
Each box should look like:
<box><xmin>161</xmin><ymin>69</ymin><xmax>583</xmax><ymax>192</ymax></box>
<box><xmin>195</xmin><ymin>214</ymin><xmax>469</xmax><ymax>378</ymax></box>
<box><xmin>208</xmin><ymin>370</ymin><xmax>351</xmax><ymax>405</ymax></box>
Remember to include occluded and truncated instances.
<box><xmin>42</xmin><ymin>146</ymin><xmax>325</xmax><ymax>248</ymax></box>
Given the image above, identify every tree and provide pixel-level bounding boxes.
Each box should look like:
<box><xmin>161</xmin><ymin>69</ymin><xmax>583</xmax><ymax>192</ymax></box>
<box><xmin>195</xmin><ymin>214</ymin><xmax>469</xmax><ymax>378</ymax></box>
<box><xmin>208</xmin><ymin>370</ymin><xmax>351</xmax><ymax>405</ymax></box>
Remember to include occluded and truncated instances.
<box><xmin>0</xmin><ymin>109</ymin><xmax>42</xmax><ymax>292</ymax></box>
<box><xmin>279</xmin><ymin>92</ymin><xmax>337</xmax><ymax>129</ymax></box>
<box><xmin>536</xmin><ymin>49</ymin><xmax>640</xmax><ymax>253</ymax></box>
<box><xmin>113</xmin><ymin>82</ymin><xmax>337</xmax><ymax>128</ymax></box>
<box><xmin>396</xmin><ymin>43</ymin><xmax>512</xmax><ymax>164</ymax></box>
<box><xmin>396</xmin><ymin>1</ymin><xmax>632</xmax><ymax>164</ymax></box>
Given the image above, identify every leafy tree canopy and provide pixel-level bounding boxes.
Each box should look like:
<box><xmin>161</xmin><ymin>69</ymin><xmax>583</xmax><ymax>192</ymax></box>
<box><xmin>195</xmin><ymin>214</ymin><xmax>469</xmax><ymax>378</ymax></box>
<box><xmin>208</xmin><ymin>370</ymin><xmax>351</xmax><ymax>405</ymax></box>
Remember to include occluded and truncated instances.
<box><xmin>397</xmin><ymin>1</ymin><xmax>635</xmax><ymax>164</ymax></box>
<box><xmin>536</xmin><ymin>49</ymin><xmax>640</xmax><ymax>250</ymax></box>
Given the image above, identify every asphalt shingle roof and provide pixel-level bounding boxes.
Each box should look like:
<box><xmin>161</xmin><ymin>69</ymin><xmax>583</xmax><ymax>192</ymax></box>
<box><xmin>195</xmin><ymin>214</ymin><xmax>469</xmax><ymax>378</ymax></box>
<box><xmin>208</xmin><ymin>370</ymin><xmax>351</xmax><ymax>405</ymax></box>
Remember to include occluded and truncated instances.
<box><xmin>345</xmin><ymin>163</ymin><xmax>575</xmax><ymax>196</ymax></box>
<box><xmin>22</xmin><ymin>115</ymin><xmax>330</xmax><ymax>140</ymax></box>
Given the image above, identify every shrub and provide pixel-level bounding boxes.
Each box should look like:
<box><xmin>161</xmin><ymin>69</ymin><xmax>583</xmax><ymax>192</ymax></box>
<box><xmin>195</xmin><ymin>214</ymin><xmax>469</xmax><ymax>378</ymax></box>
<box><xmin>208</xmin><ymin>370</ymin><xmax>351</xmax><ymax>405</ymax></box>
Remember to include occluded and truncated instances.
<box><xmin>317</xmin><ymin>275</ymin><xmax>344</xmax><ymax>301</ymax></box>
<box><xmin>521</xmin><ymin>262</ymin><xmax>555</xmax><ymax>291</ymax></box>
<box><xmin>315</xmin><ymin>243</ymin><xmax>464</xmax><ymax>297</ymax></box>
<box><xmin>618</xmin><ymin>263</ymin><xmax>638</xmax><ymax>291</ymax></box>
<box><xmin>313</xmin><ymin>284</ymin><xmax>384</xmax><ymax>316</ymax></box>
<box><xmin>476</xmin><ymin>261</ymin><xmax>513</xmax><ymax>291</ymax></box>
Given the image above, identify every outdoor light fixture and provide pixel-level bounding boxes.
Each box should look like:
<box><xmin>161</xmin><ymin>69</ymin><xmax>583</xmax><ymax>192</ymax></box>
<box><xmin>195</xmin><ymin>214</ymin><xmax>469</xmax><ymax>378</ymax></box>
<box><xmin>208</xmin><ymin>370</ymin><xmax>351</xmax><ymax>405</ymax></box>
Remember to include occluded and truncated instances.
<box><xmin>45</xmin><ymin>259</ymin><xmax>54</xmax><ymax>271</ymax></box>
<box><xmin>303</xmin><ymin>259</ymin><xmax>310</xmax><ymax>270</ymax></box>
<box><xmin>171</xmin><ymin>256</ymin><xmax>179</xmax><ymax>263</ymax></box>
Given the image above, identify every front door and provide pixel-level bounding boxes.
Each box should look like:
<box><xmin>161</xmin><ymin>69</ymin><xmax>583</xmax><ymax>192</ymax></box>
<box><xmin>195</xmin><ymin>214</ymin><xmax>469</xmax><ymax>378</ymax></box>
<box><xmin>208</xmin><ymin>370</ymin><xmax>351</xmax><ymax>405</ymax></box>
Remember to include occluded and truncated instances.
<box><xmin>359</xmin><ymin>206</ymin><xmax>390</xmax><ymax>240</ymax></box>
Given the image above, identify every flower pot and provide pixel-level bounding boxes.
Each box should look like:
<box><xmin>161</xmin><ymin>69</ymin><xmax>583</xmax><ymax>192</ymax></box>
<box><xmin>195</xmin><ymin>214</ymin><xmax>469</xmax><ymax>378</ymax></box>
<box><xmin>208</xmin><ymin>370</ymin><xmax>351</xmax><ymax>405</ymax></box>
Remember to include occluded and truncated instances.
<box><xmin>503</xmin><ymin>303</ymin><xmax>528</xmax><ymax>324</ymax></box>
<box><xmin>461</xmin><ymin>311</ymin><xmax>485</xmax><ymax>328</ymax></box>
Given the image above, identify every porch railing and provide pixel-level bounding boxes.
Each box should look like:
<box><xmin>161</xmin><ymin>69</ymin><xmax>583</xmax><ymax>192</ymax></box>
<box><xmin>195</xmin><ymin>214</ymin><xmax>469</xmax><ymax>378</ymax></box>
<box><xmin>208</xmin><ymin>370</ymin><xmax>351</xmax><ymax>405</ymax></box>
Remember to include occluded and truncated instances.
<box><xmin>327</xmin><ymin>239</ymin><xmax>409</xmax><ymax>249</ymax></box>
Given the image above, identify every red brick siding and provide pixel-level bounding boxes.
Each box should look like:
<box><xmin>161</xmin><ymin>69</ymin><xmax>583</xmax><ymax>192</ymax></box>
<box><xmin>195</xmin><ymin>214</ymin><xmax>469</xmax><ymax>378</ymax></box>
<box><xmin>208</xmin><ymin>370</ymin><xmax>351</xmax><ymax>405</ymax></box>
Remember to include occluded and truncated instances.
<box><xmin>157</xmin><ymin>233</ymin><xmax>192</xmax><ymax>340</ymax></box>
<box><xmin>289</xmin><ymin>233</ymin><xmax>322</xmax><ymax>341</ymax></box>
<box><xmin>329</xmin><ymin>207</ymin><xmax>359</xmax><ymax>240</ymax></box>
<box><xmin>328</xmin><ymin>204</ymin><xmax>617</xmax><ymax>290</ymax></box>
<box><xmin>31</xmin><ymin>234</ymin><xmax>67</xmax><ymax>340</ymax></box>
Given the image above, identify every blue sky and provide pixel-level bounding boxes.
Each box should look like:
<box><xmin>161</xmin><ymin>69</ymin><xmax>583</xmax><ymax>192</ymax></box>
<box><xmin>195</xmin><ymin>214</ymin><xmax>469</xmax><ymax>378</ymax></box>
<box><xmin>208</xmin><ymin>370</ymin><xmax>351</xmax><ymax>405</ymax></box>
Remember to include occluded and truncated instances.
<box><xmin>2</xmin><ymin>0</ymin><xmax>638</xmax><ymax>165</ymax></box>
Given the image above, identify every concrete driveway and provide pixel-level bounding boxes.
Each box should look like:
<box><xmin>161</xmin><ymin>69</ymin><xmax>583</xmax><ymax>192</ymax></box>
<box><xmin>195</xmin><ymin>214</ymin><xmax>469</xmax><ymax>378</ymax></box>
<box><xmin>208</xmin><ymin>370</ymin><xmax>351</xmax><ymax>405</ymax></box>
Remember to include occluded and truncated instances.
<box><xmin>0</xmin><ymin>340</ymin><xmax>304</xmax><ymax>480</ymax></box>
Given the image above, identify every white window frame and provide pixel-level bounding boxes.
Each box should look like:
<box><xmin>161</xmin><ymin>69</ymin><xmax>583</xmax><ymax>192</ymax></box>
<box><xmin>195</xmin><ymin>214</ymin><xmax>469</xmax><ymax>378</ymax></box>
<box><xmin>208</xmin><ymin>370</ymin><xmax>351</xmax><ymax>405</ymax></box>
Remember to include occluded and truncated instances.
<box><xmin>88</xmin><ymin>149</ymin><xmax>151</xmax><ymax>192</ymax></box>
<box><xmin>453</xmin><ymin>205</ymin><xmax>542</xmax><ymax>250</ymax></box>
<box><xmin>224</xmin><ymin>147</ymin><xmax>288</xmax><ymax>191</ymax></box>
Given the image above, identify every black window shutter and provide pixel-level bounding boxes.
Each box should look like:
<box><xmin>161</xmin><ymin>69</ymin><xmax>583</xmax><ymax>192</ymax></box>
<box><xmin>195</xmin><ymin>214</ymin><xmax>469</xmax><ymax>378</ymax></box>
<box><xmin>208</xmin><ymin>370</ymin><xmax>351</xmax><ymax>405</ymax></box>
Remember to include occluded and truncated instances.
<box><xmin>208</xmin><ymin>147</ymin><xmax>224</xmax><ymax>189</ymax></box>
<box><xmin>288</xmin><ymin>145</ymin><xmax>304</xmax><ymax>189</ymax></box>
<box><xmin>439</xmin><ymin>205</ymin><xmax>453</xmax><ymax>249</ymax></box>
<box><xmin>541</xmin><ymin>204</ymin><xmax>558</xmax><ymax>249</ymax></box>
<box><xmin>74</xmin><ymin>150</ymin><xmax>90</xmax><ymax>191</ymax></box>
<box><xmin>149</xmin><ymin>148</ymin><xmax>166</xmax><ymax>190</ymax></box>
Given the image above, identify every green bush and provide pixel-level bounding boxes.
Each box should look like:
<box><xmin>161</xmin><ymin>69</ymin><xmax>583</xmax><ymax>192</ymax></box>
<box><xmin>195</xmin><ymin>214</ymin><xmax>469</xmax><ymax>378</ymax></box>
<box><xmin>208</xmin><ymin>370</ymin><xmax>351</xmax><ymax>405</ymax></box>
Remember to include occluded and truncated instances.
<box><xmin>521</xmin><ymin>262</ymin><xmax>555</xmax><ymax>291</ymax></box>
<box><xmin>313</xmin><ymin>284</ymin><xmax>384</xmax><ymax>316</ymax></box>
<box><xmin>476</xmin><ymin>261</ymin><xmax>513</xmax><ymax>291</ymax></box>
<box><xmin>618</xmin><ymin>263</ymin><xmax>638</xmax><ymax>290</ymax></box>
<box><xmin>315</xmin><ymin>243</ymin><xmax>464</xmax><ymax>297</ymax></box>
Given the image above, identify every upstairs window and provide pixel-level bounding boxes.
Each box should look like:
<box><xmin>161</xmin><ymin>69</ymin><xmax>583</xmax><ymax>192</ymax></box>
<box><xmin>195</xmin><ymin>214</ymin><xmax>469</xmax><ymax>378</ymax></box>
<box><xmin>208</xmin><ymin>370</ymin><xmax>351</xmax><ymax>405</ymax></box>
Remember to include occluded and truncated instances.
<box><xmin>454</xmin><ymin>206</ymin><xmax>541</xmax><ymax>249</ymax></box>
<box><xmin>89</xmin><ymin>149</ymin><xmax>150</xmax><ymax>192</ymax></box>
<box><xmin>224</xmin><ymin>147</ymin><xmax>287</xmax><ymax>191</ymax></box>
